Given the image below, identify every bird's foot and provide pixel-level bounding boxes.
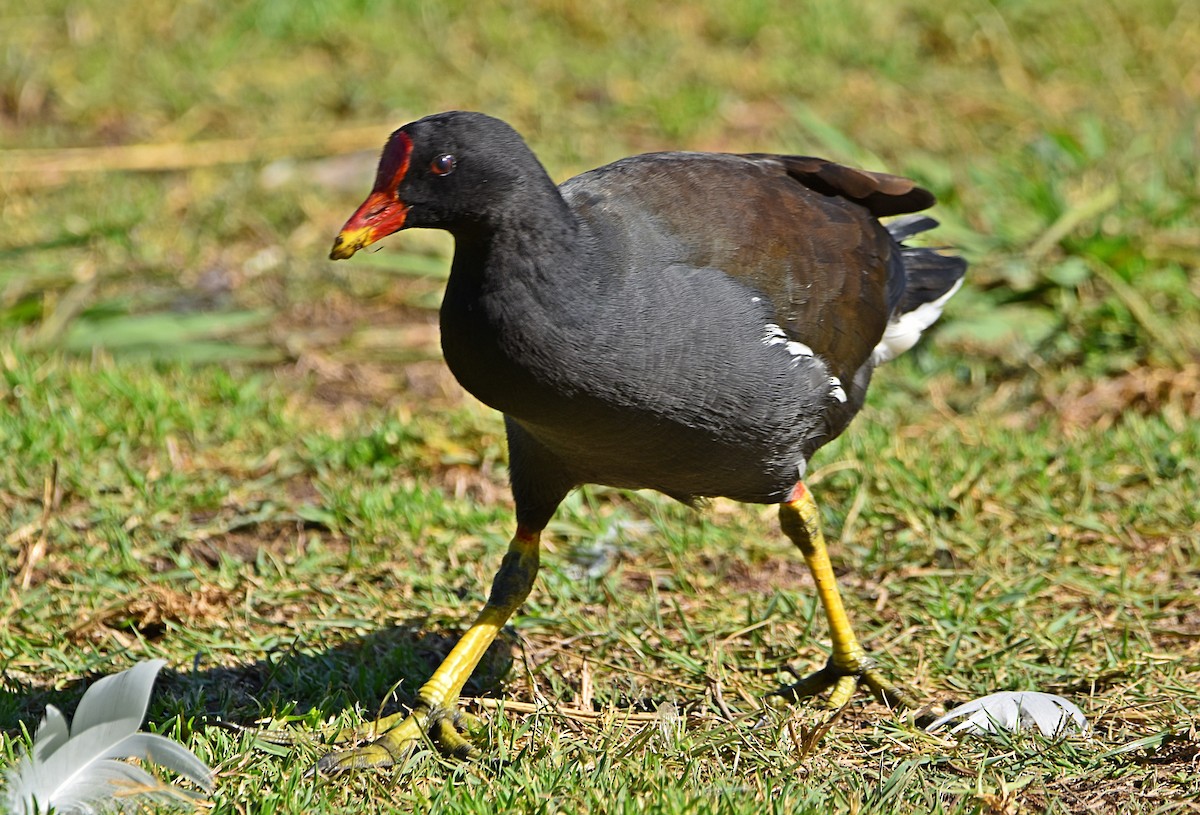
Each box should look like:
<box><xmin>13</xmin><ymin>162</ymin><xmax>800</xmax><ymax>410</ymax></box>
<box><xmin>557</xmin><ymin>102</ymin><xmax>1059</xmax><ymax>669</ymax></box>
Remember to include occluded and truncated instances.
<box><xmin>775</xmin><ymin>656</ymin><xmax>931</xmax><ymax>723</ymax></box>
<box><xmin>313</xmin><ymin>703</ymin><xmax>478</xmax><ymax>775</ymax></box>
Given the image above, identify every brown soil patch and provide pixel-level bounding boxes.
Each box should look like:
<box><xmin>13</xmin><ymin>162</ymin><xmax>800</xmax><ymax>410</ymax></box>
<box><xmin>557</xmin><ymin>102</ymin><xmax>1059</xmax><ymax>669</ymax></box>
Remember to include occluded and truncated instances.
<box><xmin>1056</xmin><ymin>362</ymin><xmax>1200</xmax><ymax>431</ymax></box>
<box><xmin>70</xmin><ymin>584</ymin><xmax>240</xmax><ymax>644</ymax></box>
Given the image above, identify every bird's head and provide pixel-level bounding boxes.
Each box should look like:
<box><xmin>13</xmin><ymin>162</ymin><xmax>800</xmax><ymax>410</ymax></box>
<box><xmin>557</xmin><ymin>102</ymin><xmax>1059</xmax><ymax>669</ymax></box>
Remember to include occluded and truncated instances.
<box><xmin>330</xmin><ymin>111</ymin><xmax>531</xmax><ymax>260</ymax></box>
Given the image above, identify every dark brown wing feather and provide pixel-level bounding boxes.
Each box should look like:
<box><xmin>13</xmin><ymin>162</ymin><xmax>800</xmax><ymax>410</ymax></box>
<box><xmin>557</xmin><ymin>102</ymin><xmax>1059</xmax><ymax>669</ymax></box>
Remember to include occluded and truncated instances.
<box><xmin>760</xmin><ymin>155</ymin><xmax>935</xmax><ymax>217</ymax></box>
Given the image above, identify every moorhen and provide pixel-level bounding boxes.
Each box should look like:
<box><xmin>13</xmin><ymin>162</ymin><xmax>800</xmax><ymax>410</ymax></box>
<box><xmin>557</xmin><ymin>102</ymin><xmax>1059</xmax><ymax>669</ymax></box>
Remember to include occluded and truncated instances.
<box><xmin>324</xmin><ymin>110</ymin><xmax>966</xmax><ymax>771</ymax></box>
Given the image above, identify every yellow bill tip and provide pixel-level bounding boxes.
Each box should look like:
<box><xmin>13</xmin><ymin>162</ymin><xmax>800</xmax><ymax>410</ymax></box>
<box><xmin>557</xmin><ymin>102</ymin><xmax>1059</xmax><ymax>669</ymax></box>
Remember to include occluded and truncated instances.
<box><xmin>329</xmin><ymin>226</ymin><xmax>375</xmax><ymax>260</ymax></box>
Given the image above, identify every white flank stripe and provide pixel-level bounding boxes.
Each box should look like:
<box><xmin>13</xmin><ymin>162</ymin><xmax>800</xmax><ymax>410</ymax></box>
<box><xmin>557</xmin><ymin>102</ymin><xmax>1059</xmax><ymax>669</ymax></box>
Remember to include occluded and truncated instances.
<box><xmin>828</xmin><ymin>377</ymin><xmax>847</xmax><ymax>403</ymax></box>
<box><xmin>762</xmin><ymin>323</ymin><xmax>789</xmax><ymax>346</ymax></box>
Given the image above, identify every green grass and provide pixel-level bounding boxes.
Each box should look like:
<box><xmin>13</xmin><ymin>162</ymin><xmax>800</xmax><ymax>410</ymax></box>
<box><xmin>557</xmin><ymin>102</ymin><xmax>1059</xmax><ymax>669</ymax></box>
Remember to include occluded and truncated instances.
<box><xmin>2</xmin><ymin>0</ymin><xmax>1199</xmax><ymax>812</ymax></box>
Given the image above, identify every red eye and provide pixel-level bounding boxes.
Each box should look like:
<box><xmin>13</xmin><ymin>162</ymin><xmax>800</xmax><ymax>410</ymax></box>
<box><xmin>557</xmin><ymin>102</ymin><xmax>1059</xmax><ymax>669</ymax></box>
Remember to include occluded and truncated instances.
<box><xmin>431</xmin><ymin>154</ymin><xmax>456</xmax><ymax>176</ymax></box>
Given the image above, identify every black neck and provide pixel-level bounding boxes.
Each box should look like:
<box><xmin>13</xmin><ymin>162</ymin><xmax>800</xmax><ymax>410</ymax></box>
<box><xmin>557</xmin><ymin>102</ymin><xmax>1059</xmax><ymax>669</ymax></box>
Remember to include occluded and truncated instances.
<box><xmin>438</xmin><ymin>184</ymin><xmax>603</xmax><ymax>421</ymax></box>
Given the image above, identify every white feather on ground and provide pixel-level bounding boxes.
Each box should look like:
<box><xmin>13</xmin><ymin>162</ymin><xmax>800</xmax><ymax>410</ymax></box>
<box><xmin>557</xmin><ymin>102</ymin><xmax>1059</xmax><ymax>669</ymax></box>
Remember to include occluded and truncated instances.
<box><xmin>2</xmin><ymin>659</ymin><xmax>214</xmax><ymax>815</ymax></box>
<box><xmin>924</xmin><ymin>691</ymin><xmax>1091</xmax><ymax>739</ymax></box>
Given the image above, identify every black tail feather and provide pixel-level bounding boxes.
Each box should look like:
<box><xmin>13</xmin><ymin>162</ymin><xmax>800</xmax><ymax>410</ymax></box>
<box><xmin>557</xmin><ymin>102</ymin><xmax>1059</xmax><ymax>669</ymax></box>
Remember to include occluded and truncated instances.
<box><xmin>886</xmin><ymin>215</ymin><xmax>967</xmax><ymax>315</ymax></box>
<box><xmin>886</xmin><ymin>214</ymin><xmax>940</xmax><ymax>242</ymax></box>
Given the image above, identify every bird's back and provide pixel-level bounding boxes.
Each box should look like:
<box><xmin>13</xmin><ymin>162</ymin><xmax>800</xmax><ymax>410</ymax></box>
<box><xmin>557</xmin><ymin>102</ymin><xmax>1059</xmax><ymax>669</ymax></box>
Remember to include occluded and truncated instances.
<box><xmin>560</xmin><ymin>152</ymin><xmax>906</xmax><ymax>384</ymax></box>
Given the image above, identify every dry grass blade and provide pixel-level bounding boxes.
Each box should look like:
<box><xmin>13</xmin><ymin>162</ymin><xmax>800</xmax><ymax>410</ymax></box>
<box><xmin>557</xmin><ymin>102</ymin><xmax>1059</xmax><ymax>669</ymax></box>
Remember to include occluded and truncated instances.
<box><xmin>1086</xmin><ymin>259</ymin><xmax>1194</xmax><ymax>368</ymax></box>
<box><xmin>0</xmin><ymin>123</ymin><xmax>396</xmax><ymax>178</ymax></box>
<box><xmin>464</xmin><ymin>697</ymin><xmax>666</xmax><ymax>724</ymax></box>
<box><xmin>15</xmin><ymin>460</ymin><xmax>58</xmax><ymax>591</ymax></box>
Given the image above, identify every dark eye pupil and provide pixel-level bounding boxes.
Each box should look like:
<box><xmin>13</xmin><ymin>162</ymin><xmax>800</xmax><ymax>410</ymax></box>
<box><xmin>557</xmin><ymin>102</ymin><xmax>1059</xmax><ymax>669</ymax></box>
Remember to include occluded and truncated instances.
<box><xmin>432</xmin><ymin>154</ymin><xmax>456</xmax><ymax>175</ymax></box>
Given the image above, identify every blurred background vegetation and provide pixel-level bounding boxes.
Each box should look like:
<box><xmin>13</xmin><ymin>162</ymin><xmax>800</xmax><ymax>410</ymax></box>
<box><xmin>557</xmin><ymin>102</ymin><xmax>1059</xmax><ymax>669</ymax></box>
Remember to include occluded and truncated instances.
<box><xmin>1</xmin><ymin>1</ymin><xmax>1198</xmax><ymax>812</ymax></box>
<box><xmin>3</xmin><ymin>0</ymin><xmax>1196</xmax><ymax>371</ymax></box>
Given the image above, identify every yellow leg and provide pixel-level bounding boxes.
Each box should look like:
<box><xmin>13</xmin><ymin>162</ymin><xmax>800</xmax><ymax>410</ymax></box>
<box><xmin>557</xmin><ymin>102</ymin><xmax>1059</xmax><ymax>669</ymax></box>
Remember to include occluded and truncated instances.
<box><xmin>777</xmin><ymin>482</ymin><xmax>922</xmax><ymax>712</ymax></box>
<box><xmin>316</xmin><ymin>527</ymin><xmax>541</xmax><ymax>774</ymax></box>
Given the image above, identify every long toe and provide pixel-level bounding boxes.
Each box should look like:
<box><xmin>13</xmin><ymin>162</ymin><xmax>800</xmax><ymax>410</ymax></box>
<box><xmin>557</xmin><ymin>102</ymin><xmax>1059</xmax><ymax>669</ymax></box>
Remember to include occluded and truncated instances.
<box><xmin>858</xmin><ymin>667</ymin><xmax>932</xmax><ymax>721</ymax></box>
<box><xmin>776</xmin><ymin>656</ymin><xmax>925</xmax><ymax>718</ymax></box>
<box><xmin>314</xmin><ymin>706</ymin><xmax>472</xmax><ymax>775</ymax></box>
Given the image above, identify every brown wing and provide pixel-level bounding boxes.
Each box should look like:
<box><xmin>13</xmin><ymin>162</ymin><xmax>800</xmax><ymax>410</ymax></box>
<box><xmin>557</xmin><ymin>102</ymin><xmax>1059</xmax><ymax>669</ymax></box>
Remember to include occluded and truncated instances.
<box><xmin>563</xmin><ymin>152</ymin><xmax>934</xmax><ymax>380</ymax></box>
